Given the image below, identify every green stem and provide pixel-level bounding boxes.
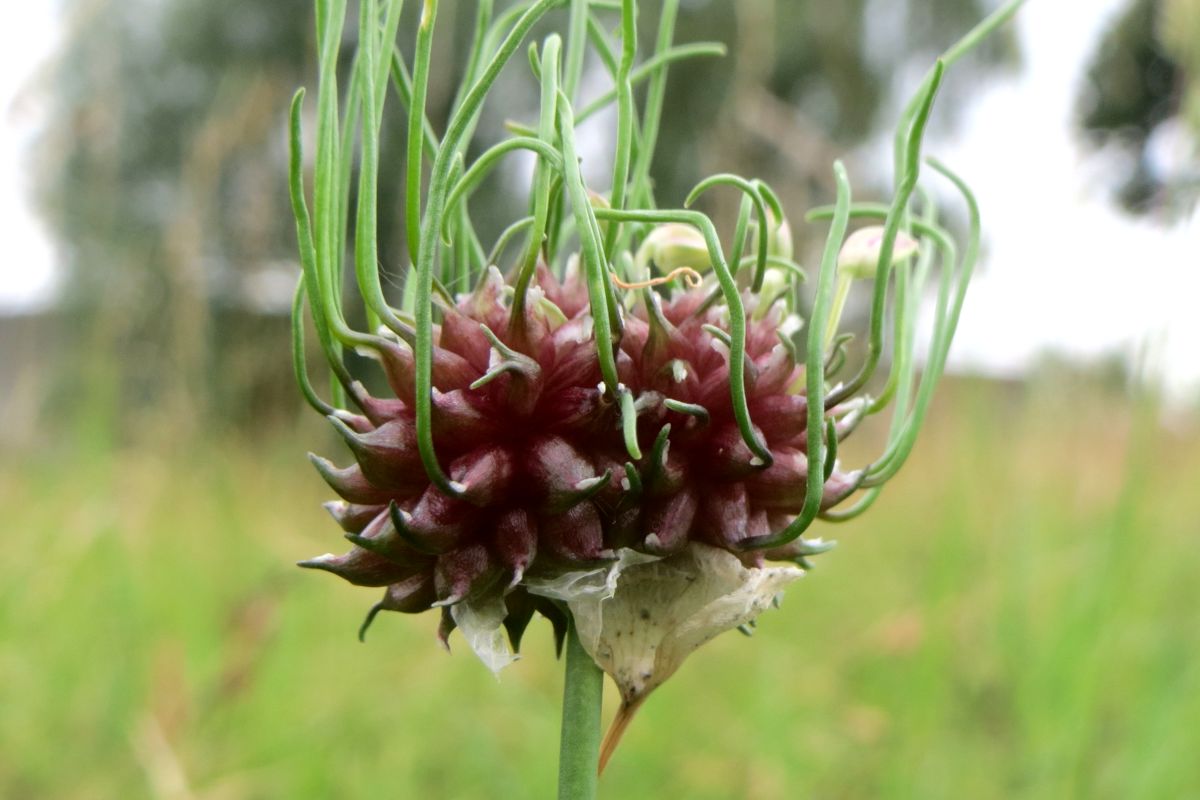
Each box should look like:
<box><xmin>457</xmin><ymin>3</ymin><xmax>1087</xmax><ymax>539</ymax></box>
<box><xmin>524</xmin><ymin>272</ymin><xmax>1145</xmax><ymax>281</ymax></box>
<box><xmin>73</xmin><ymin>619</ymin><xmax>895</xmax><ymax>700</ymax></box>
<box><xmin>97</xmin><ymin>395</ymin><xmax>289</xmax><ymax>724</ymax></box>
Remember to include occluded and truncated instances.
<box><xmin>558</xmin><ymin>619</ymin><xmax>603</xmax><ymax>800</ymax></box>
<box><xmin>823</xmin><ymin>274</ymin><xmax>853</xmax><ymax>350</ymax></box>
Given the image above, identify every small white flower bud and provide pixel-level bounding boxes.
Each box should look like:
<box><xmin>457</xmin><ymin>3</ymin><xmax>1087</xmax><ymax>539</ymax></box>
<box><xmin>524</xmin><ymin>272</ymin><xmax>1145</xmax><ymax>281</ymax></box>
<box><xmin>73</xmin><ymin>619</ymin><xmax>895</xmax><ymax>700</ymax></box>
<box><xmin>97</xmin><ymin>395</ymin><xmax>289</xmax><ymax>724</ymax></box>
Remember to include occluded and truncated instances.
<box><xmin>752</xmin><ymin>265</ymin><xmax>791</xmax><ymax>321</ymax></box>
<box><xmin>752</xmin><ymin>209</ymin><xmax>794</xmax><ymax>261</ymax></box>
<box><xmin>837</xmin><ymin>225</ymin><xmax>919</xmax><ymax>280</ymax></box>
<box><xmin>639</xmin><ymin>223</ymin><xmax>713</xmax><ymax>275</ymax></box>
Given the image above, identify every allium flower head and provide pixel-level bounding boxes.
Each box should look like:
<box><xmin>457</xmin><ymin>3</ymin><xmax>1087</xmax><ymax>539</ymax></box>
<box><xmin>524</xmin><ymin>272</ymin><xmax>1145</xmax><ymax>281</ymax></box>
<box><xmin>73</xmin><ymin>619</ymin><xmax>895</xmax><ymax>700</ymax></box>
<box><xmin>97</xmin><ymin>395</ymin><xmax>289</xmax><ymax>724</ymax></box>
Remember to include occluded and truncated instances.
<box><xmin>302</xmin><ymin>256</ymin><xmax>863</xmax><ymax>660</ymax></box>
<box><xmin>287</xmin><ymin>0</ymin><xmax>1003</xmax><ymax>762</ymax></box>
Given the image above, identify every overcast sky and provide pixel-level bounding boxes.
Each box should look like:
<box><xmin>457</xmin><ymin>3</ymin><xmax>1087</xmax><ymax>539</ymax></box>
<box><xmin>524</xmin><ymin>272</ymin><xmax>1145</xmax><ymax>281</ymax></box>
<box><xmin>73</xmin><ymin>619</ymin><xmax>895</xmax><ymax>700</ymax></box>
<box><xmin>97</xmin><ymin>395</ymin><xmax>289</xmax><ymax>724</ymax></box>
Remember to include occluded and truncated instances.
<box><xmin>926</xmin><ymin>0</ymin><xmax>1200</xmax><ymax>399</ymax></box>
<box><xmin>0</xmin><ymin>4</ymin><xmax>58</xmax><ymax>312</ymax></box>
<box><xmin>0</xmin><ymin>1</ymin><xmax>1196</xmax><ymax>397</ymax></box>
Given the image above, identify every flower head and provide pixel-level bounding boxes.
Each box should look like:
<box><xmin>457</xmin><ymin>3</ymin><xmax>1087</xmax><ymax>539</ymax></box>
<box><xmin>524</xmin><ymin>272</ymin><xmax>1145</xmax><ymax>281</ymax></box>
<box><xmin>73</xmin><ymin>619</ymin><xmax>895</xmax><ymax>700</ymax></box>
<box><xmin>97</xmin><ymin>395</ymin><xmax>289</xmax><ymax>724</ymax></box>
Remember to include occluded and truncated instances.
<box><xmin>288</xmin><ymin>0</ymin><xmax>985</xmax><ymax>744</ymax></box>
<box><xmin>300</xmin><ymin>259</ymin><xmax>864</xmax><ymax>664</ymax></box>
<box><xmin>838</xmin><ymin>225</ymin><xmax>920</xmax><ymax>280</ymax></box>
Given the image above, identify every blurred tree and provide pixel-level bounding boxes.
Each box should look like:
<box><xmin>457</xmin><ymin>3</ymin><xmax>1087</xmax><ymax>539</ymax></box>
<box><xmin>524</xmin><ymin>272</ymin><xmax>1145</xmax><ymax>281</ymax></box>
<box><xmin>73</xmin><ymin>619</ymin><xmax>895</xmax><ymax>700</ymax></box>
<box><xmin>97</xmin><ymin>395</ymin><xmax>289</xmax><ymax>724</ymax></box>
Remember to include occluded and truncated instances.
<box><xmin>36</xmin><ymin>0</ymin><xmax>316</xmax><ymax>437</ymax></box>
<box><xmin>1077</xmin><ymin>0</ymin><xmax>1200</xmax><ymax>217</ymax></box>
<box><xmin>35</xmin><ymin>0</ymin><xmax>497</xmax><ymax>438</ymax></box>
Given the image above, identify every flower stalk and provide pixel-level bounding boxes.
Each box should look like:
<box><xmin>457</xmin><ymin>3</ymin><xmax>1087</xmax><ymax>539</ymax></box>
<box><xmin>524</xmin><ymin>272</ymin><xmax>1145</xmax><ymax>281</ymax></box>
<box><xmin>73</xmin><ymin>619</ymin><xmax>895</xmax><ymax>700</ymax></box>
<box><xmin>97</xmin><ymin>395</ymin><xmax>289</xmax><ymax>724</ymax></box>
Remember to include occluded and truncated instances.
<box><xmin>557</xmin><ymin>618</ymin><xmax>603</xmax><ymax>800</ymax></box>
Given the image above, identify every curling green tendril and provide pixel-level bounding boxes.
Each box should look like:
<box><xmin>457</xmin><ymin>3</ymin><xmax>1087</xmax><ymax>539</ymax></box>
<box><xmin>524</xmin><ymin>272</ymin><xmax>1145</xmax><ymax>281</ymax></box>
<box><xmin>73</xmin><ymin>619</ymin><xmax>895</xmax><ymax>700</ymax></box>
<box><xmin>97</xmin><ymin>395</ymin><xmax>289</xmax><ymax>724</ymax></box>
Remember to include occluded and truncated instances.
<box><xmin>685</xmin><ymin>174</ymin><xmax>772</xmax><ymax>292</ymax></box>
<box><xmin>511</xmin><ymin>35</ymin><xmax>562</xmax><ymax>328</ymax></box>
<box><xmin>736</xmin><ymin>160</ymin><xmax>853</xmax><ymax>551</ymax></box>
<box><xmin>405</xmin><ymin>0</ymin><xmax>437</xmax><ymax>267</ymax></box>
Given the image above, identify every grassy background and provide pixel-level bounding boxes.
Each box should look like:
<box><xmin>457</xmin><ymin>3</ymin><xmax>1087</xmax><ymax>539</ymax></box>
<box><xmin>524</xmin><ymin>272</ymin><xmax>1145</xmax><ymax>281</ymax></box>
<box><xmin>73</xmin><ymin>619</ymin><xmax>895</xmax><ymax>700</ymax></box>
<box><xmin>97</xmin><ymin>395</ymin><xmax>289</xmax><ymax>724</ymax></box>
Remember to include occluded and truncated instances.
<box><xmin>2</xmin><ymin>377</ymin><xmax>1198</xmax><ymax>799</ymax></box>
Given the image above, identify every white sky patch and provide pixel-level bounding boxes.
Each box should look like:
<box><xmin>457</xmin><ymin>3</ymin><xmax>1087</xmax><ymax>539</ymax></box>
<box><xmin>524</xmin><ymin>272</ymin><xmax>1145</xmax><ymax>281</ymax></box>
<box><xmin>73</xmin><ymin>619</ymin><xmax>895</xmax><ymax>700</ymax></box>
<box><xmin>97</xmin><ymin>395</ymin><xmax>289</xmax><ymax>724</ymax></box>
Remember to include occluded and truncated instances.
<box><xmin>0</xmin><ymin>5</ymin><xmax>60</xmax><ymax>312</ymax></box>
<box><xmin>923</xmin><ymin>0</ymin><xmax>1200</xmax><ymax>399</ymax></box>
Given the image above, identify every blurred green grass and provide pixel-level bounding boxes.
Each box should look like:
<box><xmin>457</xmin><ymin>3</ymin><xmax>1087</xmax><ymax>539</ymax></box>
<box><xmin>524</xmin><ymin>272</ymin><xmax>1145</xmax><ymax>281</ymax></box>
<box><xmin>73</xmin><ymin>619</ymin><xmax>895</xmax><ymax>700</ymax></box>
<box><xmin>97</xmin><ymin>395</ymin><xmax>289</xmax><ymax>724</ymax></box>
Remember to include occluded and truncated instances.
<box><xmin>2</xmin><ymin>378</ymin><xmax>1198</xmax><ymax>799</ymax></box>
